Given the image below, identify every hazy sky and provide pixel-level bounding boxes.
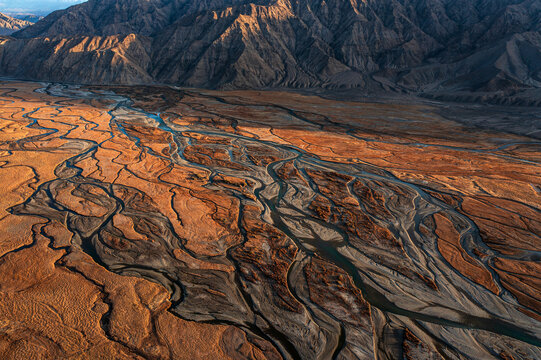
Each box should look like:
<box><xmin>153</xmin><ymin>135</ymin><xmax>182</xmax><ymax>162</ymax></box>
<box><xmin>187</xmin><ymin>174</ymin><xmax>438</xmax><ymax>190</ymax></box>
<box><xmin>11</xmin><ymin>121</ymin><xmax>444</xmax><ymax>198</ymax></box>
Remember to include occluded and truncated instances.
<box><xmin>0</xmin><ymin>0</ymin><xmax>86</xmax><ymax>14</ymax></box>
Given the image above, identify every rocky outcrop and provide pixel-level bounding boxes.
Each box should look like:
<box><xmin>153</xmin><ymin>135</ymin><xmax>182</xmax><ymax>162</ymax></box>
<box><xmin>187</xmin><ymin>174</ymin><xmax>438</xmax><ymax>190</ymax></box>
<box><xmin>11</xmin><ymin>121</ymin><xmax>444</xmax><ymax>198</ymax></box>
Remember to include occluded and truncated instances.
<box><xmin>0</xmin><ymin>12</ymin><xmax>32</xmax><ymax>35</ymax></box>
<box><xmin>1</xmin><ymin>0</ymin><xmax>541</xmax><ymax>103</ymax></box>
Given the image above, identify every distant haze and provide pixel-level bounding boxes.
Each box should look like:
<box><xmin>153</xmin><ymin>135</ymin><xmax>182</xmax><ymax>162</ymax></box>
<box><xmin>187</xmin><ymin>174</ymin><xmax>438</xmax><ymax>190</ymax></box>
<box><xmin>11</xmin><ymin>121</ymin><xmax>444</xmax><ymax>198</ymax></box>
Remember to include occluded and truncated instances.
<box><xmin>0</xmin><ymin>0</ymin><xmax>85</xmax><ymax>14</ymax></box>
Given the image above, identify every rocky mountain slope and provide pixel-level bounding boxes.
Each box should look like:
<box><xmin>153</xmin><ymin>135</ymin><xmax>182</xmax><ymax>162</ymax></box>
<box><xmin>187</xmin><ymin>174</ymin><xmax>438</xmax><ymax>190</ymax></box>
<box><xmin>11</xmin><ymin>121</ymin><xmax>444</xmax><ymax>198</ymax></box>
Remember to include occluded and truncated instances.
<box><xmin>0</xmin><ymin>12</ymin><xmax>32</xmax><ymax>35</ymax></box>
<box><xmin>1</xmin><ymin>0</ymin><xmax>540</xmax><ymax>103</ymax></box>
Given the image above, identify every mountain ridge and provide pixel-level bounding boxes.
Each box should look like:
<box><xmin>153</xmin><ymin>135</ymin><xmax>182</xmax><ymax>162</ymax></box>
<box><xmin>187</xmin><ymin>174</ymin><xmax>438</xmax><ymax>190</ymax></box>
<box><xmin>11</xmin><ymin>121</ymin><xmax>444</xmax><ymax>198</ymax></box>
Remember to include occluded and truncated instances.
<box><xmin>1</xmin><ymin>0</ymin><xmax>540</xmax><ymax>104</ymax></box>
<box><xmin>0</xmin><ymin>12</ymin><xmax>33</xmax><ymax>35</ymax></box>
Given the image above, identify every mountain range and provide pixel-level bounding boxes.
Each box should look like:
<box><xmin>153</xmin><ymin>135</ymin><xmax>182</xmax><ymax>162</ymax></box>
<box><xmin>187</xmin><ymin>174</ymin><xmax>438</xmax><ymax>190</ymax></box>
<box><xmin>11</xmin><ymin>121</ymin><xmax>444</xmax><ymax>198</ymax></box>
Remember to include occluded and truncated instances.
<box><xmin>1</xmin><ymin>0</ymin><xmax>540</xmax><ymax>104</ymax></box>
<box><xmin>7</xmin><ymin>13</ymin><xmax>45</xmax><ymax>23</ymax></box>
<box><xmin>0</xmin><ymin>12</ymin><xmax>32</xmax><ymax>35</ymax></box>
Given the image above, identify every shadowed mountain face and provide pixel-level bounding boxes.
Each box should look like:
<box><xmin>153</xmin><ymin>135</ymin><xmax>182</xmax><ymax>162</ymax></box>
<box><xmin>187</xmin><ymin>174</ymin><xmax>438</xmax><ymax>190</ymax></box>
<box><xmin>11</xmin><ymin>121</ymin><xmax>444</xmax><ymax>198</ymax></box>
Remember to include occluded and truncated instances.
<box><xmin>0</xmin><ymin>13</ymin><xmax>32</xmax><ymax>35</ymax></box>
<box><xmin>0</xmin><ymin>81</ymin><xmax>540</xmax><ymax>359</ymax></box>
<box><xmin>1</xmin><ymin>0</ymin><xmax>540</xmax><ymax>103</ymax></box>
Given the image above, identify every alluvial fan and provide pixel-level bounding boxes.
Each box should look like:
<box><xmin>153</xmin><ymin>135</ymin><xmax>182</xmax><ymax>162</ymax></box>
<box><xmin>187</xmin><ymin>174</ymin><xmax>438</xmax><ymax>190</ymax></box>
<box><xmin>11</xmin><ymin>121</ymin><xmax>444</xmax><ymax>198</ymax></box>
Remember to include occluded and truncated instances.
<box><xmin>0</xmin><ymin>81</ymin><xmax>539</xmax><ymax>359</ymax></box>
